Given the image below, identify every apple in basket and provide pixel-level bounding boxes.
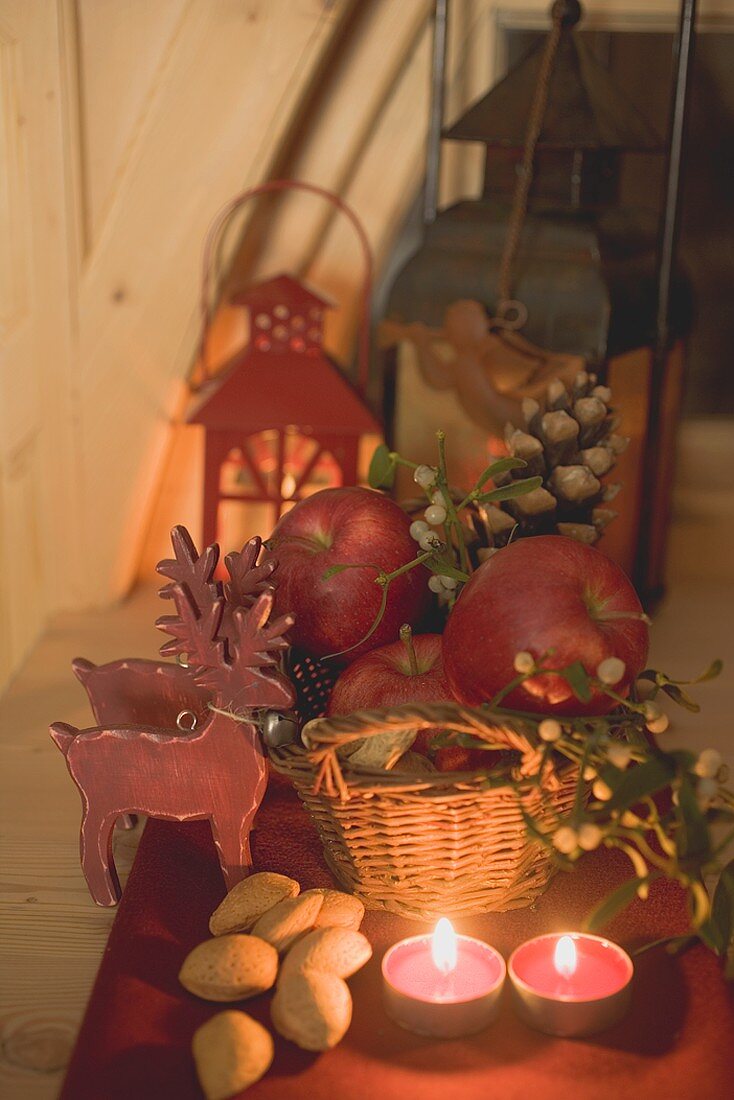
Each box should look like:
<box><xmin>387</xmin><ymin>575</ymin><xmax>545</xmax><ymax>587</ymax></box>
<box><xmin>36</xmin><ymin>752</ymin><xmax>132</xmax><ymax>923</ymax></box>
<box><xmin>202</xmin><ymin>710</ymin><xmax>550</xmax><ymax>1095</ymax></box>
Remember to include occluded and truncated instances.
<box><xmin>265</xmin><ymin>487</ymin><xmax>428</xmax><ymax>664</ymax></box>
<box><xmin>442</xmin><ymin>535</ymin><xmax>649</xmax><ymax>716</ymax></box>
<box><xmin>328</xmin><ymin>627</ymin><xmax>504</xmax><ymax>772</ymax></box>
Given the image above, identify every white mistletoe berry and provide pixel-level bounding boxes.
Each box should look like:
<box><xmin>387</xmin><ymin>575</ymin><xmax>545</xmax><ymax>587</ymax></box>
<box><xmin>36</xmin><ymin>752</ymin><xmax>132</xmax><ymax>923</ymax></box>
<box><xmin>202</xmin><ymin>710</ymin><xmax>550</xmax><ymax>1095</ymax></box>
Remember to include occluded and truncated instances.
<box><xmin>592</xmin><ymin>778</ymin><xmax>613</xmax><ymax>802</ymax></box>
<box><xmin>694</xmin><ymin>748</ymin><xmax>723</xmax><ymax>779</ymax></box>
<box><xmin>643</xmin><ymin>701</ymin><xmax>662</xmax><ymax>721</ymax></box>
<box><xmin>414</xmin><ymin>464</ymin><xmax>438</xmax><ymax>489</ymax></box>
<box><xmin>596</xmin><ymin>657</ymin><xmax>626</xmax><ymax>685</ymax></box>
<box><xmin>646</xmin><ymin>712</ymin><xmax>670</xmax><ymax>735</ymax></box>
<box><xmin>578</xmin><ymin>823</ymin><xmax>603</xmax><ymax>851</ymax></box>
<box><xmin>538</xmin><ymin>719</ymin><xmax>562</xmax><ymax>743</ymax></box>
<box><xmin>439</xmin><ymin>575</ymin><xmax>458</xmax><ymax>591</ymax></box>
<box><xmin>514</xmin><ymin>651</ymin><xmax>535</xmax><ymax>674</ymax></box>
<box><xmin>428</xmin><ymin>576</ymin><xmax>444</xmax><ymax>594</ymax></box>
<box><xmin>410</xmin><ymin>520</ymin><xmax>429</xmax><ymax>541</ymax></box>
<box><xmin>425</xmin><ymin>503</ymin><xmax>447</xmax><ymax>526</ymax></box>
<box><xmin>583</xmin><ymin>765</ymin><xmax>597</xmax><ymax>782</ymax></box>
<box><xmin>418</xmin><ymin>531</ymin><xmax>442</xmax><ymax>552</ymax></box>
<box><xmin>696</xmin><ymin>776</ymin><xmax>718</xmax><ymax>807</ymax></box>
<box><xmin>553</xmin><ymin>826</ymin><xmax>578</xmax><ymax>854</ymax></box>
<box><xmin>431</xmin><ymin>489</ymin><xmax>444</xmax><ymax>505</ymax></box>
<box><xmin>607</xmin><ymin>742</ymin><xmax>632</xmax><ymax>770</ymax></box>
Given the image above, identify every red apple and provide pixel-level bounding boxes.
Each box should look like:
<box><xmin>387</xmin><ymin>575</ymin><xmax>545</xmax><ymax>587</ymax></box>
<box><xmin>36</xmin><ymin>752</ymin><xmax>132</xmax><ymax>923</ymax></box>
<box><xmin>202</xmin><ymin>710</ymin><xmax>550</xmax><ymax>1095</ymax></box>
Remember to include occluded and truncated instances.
<box><xmin>327</xmin><ymin>631</ymin><xmax>451</xmax><ymax>723</ymax></box>
<box><xmin>265</xmin><ymin>487</ymin><xmax>428</xmax><ymax>663</ymax></box>
<box><xmin>442</xmin><ymin>535</ymin><xmax>649</xmax><ymax>716</ymax></box>
<box><xmin>328</xmin><ymin>628</ymin><xmax>505</xmax><ymax>771</ymax></box>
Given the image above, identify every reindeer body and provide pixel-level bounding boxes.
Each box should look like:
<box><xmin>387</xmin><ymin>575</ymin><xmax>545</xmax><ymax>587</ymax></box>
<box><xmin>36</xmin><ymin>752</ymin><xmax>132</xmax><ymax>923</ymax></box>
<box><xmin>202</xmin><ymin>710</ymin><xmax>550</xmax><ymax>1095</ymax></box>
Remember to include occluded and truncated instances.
<box><xmin>50</xmin><ymin>527</ymin><xmax>295</xmax><ymax>907</ymax></box>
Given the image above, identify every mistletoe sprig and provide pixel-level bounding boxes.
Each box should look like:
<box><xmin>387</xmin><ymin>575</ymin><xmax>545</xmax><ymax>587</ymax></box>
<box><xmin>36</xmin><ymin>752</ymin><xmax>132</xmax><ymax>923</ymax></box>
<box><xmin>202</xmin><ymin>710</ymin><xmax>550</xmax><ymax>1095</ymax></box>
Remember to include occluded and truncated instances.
<box><xmin>369</xmin><ymin>430</ymin><xmax>541</xmax><ymax>592</ymax></box>
<box><xmin>320</xmin><ymin>433</ymin><xmax>541</xmax><ymax>660</ymax></box>
<box><xmin>434</xmin><ymin>653</ymin><xmax>732</xmax><ymax>973</ymax></box>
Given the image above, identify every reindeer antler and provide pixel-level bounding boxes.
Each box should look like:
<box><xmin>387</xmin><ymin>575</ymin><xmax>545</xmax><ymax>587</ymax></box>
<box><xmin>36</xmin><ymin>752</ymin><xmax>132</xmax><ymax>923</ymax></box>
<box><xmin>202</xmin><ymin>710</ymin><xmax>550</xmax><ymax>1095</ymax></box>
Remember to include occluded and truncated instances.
<box><xmin>224</xmin><ymin>536</ymin><xmax>277</xmax><ymax>609</ymax></box>
<box><xmin>229</xmin><ymin>591</ymin><xmax>294</xmax><ymax>676</ymax></box>
<box><xmin>156</xmin><ymin>584</ymin><xmax>229</xmax><ymax>693</ymax></box>
<box><xmin>157</xmin><ymin>526</ymin><xmax>221</xmax><ymax>608</ymax></box>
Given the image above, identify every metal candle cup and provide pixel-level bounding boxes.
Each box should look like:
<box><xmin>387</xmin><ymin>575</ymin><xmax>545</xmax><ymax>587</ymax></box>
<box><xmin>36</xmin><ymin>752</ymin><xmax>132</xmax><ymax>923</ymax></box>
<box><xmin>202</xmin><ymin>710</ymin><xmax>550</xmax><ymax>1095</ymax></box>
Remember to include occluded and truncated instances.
<box><xmin>508</xmin><ymin>932</ymin><xmax>634</xmax><ymax>1038</ymax></box>
<box><xmin>381</xmin><ymin>918</ymin><xmax>506</xmax><ymax>1039</ymax></box>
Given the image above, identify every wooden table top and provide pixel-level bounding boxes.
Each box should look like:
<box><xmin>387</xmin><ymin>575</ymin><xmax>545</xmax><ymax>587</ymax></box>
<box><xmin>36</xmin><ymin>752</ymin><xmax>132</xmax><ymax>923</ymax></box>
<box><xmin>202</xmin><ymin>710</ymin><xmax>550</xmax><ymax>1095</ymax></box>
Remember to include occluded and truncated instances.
<box><xmin>1</xmin><ymin>506</ymin><xmax>732</xmax><ymax>1099</ymax></box>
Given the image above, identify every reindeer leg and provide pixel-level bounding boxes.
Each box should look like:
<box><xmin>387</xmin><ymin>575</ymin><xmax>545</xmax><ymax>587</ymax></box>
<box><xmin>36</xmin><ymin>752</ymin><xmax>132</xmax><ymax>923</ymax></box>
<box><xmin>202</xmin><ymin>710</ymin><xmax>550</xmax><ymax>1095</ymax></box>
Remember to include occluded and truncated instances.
<box><xmin>80</xmin><ymin>809</ymin><xmax>121</xmax><ymax>906</ymax></box>
<box><xmin>210</xmin><ymin>814</ymin><xmax>252</xmax><ymax>891</ymax></box>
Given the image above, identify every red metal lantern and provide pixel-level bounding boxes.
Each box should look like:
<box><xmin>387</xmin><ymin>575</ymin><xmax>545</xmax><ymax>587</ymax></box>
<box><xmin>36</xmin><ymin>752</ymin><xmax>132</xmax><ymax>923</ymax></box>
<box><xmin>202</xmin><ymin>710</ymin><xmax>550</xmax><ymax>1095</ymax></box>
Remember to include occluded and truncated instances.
<box><xmin>187</xmin><ymin>182</ymin><xmax>381</xmax><ymax>552</ymax></box>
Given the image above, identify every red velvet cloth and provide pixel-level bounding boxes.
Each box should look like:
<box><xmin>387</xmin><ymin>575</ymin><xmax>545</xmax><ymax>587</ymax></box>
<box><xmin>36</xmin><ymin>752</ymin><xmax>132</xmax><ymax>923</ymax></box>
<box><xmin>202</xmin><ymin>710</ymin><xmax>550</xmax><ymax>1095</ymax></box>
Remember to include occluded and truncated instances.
<box><xmin>61</xmin><ymin>785</ymin><xmax>734</xmax><ymax>1100</ymax></box>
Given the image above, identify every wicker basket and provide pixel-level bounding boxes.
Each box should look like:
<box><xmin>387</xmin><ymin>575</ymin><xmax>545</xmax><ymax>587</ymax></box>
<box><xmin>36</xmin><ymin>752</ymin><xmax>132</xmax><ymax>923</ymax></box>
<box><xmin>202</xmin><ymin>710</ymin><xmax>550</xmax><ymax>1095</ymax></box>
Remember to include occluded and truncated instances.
<box><xmin>269</xmin><ymin>699</ymin><xmax>579</xmax><ymax>921</ymax></box>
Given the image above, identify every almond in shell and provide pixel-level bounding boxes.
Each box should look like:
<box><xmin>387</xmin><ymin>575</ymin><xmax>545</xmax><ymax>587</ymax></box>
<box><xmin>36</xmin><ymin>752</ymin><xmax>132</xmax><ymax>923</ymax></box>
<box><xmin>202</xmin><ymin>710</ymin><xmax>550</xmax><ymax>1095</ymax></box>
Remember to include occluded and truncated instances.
<box><xmin>209</xmin><ymin>872</ymin><xmax>300</xmax><ymax>936</ymax></box>
<box><xmin>280</xmin><ymin>927</ymin><xmax>372</xmax><ymax>982</ymax></box>
<box><xmin>303</xmin><ymin>889</ymin><xmax>365</xmax><ymax>931</ymax></box>
<box><xmin>271</xmin><ymin>970</ymin><xmax>352</xmax><ymax>1051</ymax></box>
<box><xmin>251</xmin><ymin>892</ymin><xmax>324</xmax><ymax>953</ymax></box>
<box><xmin>192</xmin><ymin>1010</ymin><xmax>273</xmax><ymax>1099</ymax></box>
<box><xmin>179</xmin><ymin>934</ymin><xmax>278</xmax><ymax>1002</ymax></box>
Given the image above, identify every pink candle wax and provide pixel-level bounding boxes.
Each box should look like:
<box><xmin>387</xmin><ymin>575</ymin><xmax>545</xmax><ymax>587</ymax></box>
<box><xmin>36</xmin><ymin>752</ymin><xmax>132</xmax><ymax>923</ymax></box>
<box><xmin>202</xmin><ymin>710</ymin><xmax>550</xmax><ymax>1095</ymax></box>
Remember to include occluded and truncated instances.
<box><xmin>382</xmin><ymin>921</ymin><xmax>505</xmax><ymax>1038</ymax></box>
<box><xmin>508</xmin><ymin>933</ymin><xmax>633</xmax><ymax>1038</ymax></box>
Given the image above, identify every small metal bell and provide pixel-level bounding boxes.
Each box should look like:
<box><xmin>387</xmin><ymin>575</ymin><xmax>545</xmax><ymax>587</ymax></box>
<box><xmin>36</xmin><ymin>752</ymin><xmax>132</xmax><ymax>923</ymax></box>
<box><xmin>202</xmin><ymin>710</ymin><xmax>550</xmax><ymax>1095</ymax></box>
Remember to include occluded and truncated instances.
<box><xmin>261</xmin><ymin>710</ymin><xmax>299</xmax><ymax>748</ymax></box>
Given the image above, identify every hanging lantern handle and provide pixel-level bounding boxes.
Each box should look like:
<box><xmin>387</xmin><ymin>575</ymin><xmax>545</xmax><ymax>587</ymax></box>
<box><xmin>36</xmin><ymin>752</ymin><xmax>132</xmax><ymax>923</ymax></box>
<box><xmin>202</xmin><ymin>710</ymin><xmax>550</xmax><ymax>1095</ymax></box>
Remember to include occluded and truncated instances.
<box><xmin>191</xmin><ymin>180</ymin><xmax>373</xmax><ymax>394</ymax></box>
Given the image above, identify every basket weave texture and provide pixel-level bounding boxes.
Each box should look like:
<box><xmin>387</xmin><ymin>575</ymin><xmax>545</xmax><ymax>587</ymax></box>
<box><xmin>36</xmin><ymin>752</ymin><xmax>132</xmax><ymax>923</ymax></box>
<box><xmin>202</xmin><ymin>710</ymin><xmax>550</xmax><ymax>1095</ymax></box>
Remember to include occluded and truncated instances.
<box><xmin>269</xmin><ymin>698</ymin><xmax>578</xmax><ymax>922</ymax></box>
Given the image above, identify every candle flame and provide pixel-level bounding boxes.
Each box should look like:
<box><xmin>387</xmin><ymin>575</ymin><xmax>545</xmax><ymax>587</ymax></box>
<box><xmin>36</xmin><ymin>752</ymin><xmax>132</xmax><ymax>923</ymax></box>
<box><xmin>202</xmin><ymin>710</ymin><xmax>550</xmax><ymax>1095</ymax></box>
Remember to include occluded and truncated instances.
<box><xmin>432</xmin><ymin>917</ymin><xmax>458</xmax><ymax>975</ymax></box>
<box><xmin>554</xmin><ymin>935</ymin><xmax>577</xmax><ymax>979</ymax></box>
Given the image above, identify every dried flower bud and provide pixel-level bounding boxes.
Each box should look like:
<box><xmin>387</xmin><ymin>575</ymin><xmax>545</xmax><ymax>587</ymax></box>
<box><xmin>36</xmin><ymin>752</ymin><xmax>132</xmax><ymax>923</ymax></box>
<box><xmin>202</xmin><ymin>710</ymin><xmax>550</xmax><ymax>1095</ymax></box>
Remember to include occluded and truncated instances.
<box><xmin>596</xmin><ymin>657</ymin><xmax>626</xmax><ymax>685</ymax></box>
<box><xmin>553</xmin><ymin>826</ymin><xmax>578</xmax><ymax>854</ymax></box>
<box><xmin>538</xmin><ymin>719</ymin><xmax>562</xmax><ymax>744</ymax></box>
<box><xmin>513</xmin><ymin>651</ymin><xmax>535</xmax><ymax>675</ymax></box>
<box><xmin>578</xmin><ymin>823</ymin><xmax>603</xmax><ymax>851</ymax></box>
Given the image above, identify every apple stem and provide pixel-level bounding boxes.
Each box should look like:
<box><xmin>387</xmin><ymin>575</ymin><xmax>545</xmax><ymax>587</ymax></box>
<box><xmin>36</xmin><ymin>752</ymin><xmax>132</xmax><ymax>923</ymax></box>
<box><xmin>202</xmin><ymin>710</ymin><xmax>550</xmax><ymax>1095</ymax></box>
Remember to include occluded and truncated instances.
<box><xmin>594</xmin><ymin>609</ymin><xmax>652</xmax><ymax>625</ymax></box>
<box><xmin>400</xmin><ymin>623</ymin><xmax>420</xmax><ymax>677</ymax></box>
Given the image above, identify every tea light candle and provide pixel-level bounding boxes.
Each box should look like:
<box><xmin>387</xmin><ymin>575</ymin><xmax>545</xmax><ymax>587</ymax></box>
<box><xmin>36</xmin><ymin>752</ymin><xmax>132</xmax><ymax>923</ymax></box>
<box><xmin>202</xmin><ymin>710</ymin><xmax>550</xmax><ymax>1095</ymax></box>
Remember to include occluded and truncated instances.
<box><xmin>508</xmin><ymin>932</ymin><xmax>633</xmax><ymax>1038</ymax></box>
<box><xmin>382</xmin><ymin>918</ymin><xmax>506</xmax><ymax>1038</ymax></box>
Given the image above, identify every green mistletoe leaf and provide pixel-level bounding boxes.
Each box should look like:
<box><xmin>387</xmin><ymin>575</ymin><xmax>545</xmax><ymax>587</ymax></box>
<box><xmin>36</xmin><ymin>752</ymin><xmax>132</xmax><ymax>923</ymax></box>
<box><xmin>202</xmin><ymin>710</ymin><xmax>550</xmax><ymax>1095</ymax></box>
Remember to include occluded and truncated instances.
<box><xmin>476</xmin><ymin>476</ymin><xmax>543</xmax><ymax>504</ymax></box>
<box><xmin>584</xmin><ymin>873</ymin><xmax>660</xmax><ymax>933</ymax></box>
<box><xmin>368</xmin><ymin>444</ymin><xmax>396</xmax><ymax>490</ymax></box>
<box><xmin>475</xmin><ymin>456</ymin><xmax>527</xmax><ymax>489</ymax></box>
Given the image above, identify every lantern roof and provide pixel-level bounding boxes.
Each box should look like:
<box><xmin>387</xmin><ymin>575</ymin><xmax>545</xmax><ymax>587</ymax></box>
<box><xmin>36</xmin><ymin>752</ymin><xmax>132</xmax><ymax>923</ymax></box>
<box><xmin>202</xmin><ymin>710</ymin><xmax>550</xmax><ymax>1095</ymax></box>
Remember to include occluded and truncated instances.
<box><xmin>444</xmin><ymin>28</ymin><xmax>661</xmax><ymax>151</ymax></box>
<box><xmin>187</xmin><ymin>346</ymin><xmax>380</xmax><ymax>436</ymax></box>
<box><xmin>230</xmin><ymin>272</ymin><xmax>335</xmax><ymax>312</ymax></box>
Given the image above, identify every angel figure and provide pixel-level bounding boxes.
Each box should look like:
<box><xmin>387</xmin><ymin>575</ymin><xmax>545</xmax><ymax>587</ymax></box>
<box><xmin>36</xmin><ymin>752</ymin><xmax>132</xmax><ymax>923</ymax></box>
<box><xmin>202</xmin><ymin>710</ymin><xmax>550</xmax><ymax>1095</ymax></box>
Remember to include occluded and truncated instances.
<box><xmin>380</xmin><ymin>300</ymin><xmax>584</xmax><ymax>439</ymax></box>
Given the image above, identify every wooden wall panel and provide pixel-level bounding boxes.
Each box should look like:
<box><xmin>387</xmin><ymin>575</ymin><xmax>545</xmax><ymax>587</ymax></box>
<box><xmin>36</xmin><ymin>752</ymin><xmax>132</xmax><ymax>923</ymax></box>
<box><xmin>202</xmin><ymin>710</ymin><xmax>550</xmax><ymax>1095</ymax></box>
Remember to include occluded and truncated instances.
<box><xmin>75</xmin><ymin>0</ymin><xmax>189</xmax><ymax>250</ymax></box>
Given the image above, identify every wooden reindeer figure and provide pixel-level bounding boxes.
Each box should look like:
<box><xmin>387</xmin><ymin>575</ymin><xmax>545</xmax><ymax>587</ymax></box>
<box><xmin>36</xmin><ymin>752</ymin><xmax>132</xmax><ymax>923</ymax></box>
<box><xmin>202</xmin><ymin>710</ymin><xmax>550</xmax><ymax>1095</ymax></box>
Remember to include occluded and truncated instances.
<box><xmin>50</xmin><ymin>526</ymin><xmax>295</xmax><ymax>906</ymax></box>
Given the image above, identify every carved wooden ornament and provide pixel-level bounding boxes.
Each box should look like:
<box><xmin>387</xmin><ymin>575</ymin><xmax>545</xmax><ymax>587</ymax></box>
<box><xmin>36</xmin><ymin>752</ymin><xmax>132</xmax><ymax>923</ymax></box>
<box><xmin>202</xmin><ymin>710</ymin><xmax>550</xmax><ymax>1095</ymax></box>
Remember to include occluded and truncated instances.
<box><xmin>50</xmin><ymin>527</ymin><xmax>295</xmax><ymax>906</ymax></box>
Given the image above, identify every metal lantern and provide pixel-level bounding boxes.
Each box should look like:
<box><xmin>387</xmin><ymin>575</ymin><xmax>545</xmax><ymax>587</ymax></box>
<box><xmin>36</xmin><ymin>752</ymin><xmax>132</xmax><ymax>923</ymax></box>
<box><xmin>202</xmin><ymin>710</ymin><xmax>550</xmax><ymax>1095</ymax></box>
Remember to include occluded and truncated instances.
<box><xmin>379</xmin><ymin>0</ymin><xmax>695</xmax><ymax>596</ymax></box>
<box><xmin>189</xmin><ymin>272</ymin><xmax>380</xmax><ymax>550</ymax></box>
<box><xmin>188</xmin><ymin>182</ymin><xmax>380</xmax><ymax>553</ymax></box>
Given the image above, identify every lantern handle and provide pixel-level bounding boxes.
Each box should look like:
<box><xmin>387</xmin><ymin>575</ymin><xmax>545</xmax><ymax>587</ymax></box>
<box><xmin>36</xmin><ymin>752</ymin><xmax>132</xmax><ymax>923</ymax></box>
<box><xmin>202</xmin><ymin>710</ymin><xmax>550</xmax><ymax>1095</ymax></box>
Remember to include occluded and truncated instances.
<box><xmin>191</xmin><ymin>180</ymin><xmax>373</xmax><ymax>394</ymax></box>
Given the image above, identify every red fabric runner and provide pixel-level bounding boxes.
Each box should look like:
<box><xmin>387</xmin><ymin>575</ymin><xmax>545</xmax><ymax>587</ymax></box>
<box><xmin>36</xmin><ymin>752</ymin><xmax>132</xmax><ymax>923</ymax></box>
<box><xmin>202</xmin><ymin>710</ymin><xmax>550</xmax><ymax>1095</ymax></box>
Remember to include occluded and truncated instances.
<box><xmin>60</xmin><ymin>785</ymin><xmax>734</xmax><ymax>1100</ymax></box>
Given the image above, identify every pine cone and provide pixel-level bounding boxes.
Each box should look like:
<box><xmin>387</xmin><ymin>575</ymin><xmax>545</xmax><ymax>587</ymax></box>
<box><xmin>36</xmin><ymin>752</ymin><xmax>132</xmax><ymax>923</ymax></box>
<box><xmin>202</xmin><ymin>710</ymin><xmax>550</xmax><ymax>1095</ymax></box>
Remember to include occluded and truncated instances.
<box><xmin>472</xmin><ymin>370</ymin><xmax>629</xmax><ymax>555</ymax></box>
